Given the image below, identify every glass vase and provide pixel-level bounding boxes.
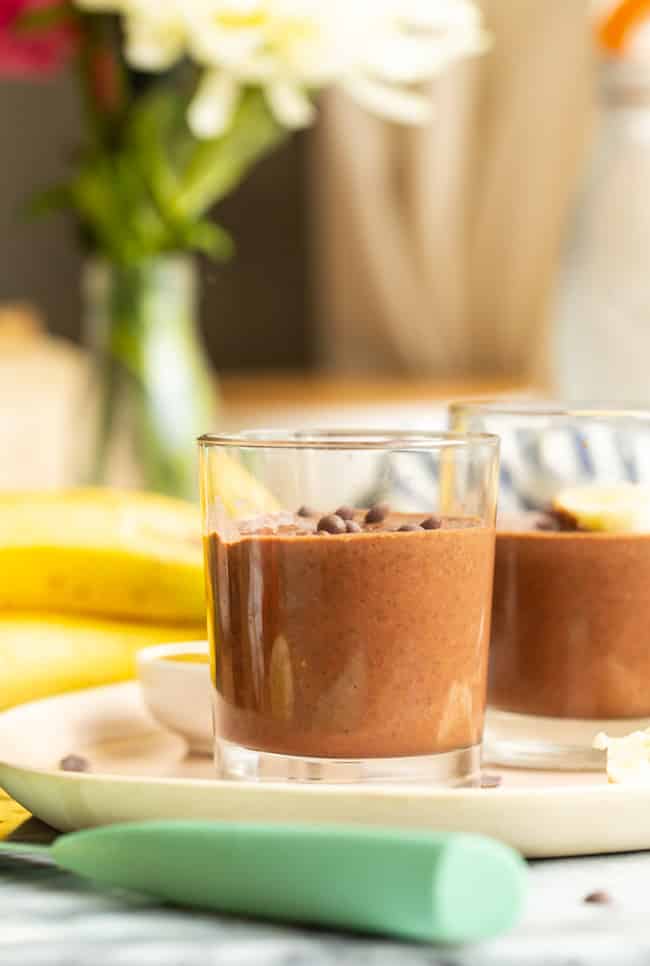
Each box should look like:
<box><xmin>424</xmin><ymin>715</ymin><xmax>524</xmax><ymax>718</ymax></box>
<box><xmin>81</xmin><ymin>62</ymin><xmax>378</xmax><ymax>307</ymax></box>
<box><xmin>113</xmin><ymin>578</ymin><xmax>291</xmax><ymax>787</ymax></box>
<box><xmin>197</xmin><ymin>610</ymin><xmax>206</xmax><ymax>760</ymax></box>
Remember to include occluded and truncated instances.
<box><xmin>81</xmin><ymin>254</ymin><xmax>217</xmax><ymax>500</ymax></box>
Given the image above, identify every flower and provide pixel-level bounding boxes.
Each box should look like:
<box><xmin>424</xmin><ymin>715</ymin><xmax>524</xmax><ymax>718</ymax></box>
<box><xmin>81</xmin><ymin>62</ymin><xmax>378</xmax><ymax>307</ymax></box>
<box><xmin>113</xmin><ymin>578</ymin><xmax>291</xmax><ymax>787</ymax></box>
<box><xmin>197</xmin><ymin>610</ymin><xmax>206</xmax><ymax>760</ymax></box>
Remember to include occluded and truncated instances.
<box><xmin>74</xmin><ymin>0</ymin><xmax>488</xmax><ymax>137</ymax></box>
<box><xmin>0</xmin><ymin>0</ymin><xmax>77</xmax><ymax>77</ymax></box>
<box><xmin>75</xmin><ymin>0</ymin><xmax>188</xmax><ymax>69</ymax></box>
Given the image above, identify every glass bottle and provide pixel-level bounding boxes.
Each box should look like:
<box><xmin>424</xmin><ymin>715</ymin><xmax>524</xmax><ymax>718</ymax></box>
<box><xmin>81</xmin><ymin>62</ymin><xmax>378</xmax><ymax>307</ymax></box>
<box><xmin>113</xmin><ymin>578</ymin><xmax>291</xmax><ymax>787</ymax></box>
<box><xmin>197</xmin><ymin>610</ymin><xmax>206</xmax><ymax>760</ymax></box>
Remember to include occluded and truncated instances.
<box><xmin>552</xmin><ymin>57</ymin><xmax>650</xmax><ymax>403</ymax></box>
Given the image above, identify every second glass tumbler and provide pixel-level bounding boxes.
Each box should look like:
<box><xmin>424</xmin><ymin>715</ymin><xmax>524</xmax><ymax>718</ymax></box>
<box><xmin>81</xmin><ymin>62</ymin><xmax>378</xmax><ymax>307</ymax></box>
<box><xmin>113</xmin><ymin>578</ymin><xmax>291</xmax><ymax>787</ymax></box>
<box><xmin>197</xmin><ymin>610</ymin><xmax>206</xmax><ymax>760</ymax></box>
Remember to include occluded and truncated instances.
<box><xmin>451</xmin><ymin>402</ymin><xmax>650</xmax><ymax>770</ymax></box>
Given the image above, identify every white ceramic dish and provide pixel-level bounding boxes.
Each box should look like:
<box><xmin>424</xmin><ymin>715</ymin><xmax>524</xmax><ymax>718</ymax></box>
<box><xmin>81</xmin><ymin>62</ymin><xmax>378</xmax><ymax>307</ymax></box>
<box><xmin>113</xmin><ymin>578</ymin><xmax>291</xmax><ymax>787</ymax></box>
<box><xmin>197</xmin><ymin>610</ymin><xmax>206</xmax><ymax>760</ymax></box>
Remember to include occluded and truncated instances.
<box><xmin>136</xmin><ymin>641</ymin><xmax>211</xmax><ymax>754</ymax></box>
<box><xmin>2</xmin><ymin>682</ymin><xmax>650</xmax><ymax>858</ymax></box>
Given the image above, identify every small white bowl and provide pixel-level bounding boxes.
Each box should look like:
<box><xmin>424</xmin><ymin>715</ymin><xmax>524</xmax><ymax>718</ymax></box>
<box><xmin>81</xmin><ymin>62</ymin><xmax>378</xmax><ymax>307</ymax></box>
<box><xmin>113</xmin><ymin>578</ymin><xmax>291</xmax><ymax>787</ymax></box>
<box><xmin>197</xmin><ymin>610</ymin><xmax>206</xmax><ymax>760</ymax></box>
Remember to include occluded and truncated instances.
<box><xmin>136</xmin><ymin>642</ymin><xmax>213</xmax><ymax>755</ymax></box>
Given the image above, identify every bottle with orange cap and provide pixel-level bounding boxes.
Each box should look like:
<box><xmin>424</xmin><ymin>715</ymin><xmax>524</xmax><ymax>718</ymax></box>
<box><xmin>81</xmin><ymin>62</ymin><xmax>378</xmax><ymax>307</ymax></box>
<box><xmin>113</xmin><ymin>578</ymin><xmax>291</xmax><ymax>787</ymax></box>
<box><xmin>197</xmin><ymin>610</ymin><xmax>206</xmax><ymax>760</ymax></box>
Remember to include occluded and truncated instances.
<box><xmin>552</xmin><ymin>0</ymin><xmax>650</xmax><ymax>402</ymax></box>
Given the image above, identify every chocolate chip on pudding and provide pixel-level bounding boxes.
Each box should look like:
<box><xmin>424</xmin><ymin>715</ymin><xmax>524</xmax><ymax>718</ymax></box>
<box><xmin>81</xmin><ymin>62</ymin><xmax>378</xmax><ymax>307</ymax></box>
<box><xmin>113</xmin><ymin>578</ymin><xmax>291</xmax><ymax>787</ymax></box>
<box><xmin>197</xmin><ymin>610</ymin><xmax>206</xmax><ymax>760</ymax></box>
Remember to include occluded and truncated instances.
<box><xmin>365</xmin><ymin>503</ymin><xmax>390</xmax><ymax>524</ymax></box>
<box><xmin>534</xmin><ymin>507</ymin><xmax>579</xmax><ymax>532</ymax></box>
<box><xmin>317</xmin><ymin>513</ymin><xmax>347</xmax><ymax>534</ymax></box>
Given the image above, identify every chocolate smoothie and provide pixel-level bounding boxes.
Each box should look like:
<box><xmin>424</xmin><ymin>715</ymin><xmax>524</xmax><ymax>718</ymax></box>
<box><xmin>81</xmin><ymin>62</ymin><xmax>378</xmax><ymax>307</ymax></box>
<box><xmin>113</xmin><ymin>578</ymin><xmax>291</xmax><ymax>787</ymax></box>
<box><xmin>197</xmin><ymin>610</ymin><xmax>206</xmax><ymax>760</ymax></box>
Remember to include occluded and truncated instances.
<box><xmin>491</xmin><ymin>515</ymin><xmax>650</xmax><ymax>719</ymax></box>
<box><xmin>205</xmin><ymin>508</ymin><xmax>495</xmax><ymax>759</ymax></box>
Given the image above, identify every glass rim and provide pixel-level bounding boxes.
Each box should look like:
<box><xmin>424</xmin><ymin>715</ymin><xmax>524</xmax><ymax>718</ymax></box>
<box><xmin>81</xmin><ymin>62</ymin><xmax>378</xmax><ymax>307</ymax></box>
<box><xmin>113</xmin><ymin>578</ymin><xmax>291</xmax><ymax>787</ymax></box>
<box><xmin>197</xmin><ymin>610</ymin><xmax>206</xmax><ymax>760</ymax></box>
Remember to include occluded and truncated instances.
<box><xmin>197</xmin><ymin>428</ymin><xmax>500</xmax><ymax>452</ymax></box>
<box><xmin>449</xmin><ymin>399</ymin><xmax>650</xmax><ymax>421</ymax></box>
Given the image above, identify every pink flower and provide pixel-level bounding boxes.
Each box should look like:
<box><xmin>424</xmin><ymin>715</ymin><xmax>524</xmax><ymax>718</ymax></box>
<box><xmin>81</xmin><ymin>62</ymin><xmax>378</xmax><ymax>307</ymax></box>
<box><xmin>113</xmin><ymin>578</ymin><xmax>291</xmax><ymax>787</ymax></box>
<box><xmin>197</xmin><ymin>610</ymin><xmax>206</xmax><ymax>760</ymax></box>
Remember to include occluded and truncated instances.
<box><xmin>0</xmin><ymin>0</ymin><xmax>77</xmax><ymax>77</ymax></box>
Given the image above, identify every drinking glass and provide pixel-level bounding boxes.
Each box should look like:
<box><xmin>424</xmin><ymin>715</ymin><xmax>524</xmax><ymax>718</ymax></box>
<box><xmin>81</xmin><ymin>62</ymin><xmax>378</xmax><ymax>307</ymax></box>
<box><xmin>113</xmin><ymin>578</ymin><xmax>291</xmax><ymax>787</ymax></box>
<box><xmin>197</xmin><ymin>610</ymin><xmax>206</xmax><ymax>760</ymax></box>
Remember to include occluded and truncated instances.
<box><xmin>451</xmin><ymin>402</ymin><xmax>650</xmax><ymax>769</ymax></box>
<box><xmin>199</xmin><ymin>430</ymin><xmax>499</xmax><ymax>785</ymax></box>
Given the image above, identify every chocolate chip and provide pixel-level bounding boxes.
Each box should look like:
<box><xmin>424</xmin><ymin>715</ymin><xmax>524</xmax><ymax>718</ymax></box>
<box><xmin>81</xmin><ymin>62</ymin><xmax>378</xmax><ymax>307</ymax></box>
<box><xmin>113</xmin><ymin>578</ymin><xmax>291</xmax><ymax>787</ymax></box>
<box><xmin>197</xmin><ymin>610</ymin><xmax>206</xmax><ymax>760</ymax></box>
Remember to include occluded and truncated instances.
<box><xmin>335</xmin><ymin>505</ymin><xmax>355</xmax><ymax>521</ymax></box>
<box><xmin>365</xmin><ymin>503</ymin><xmax>389</xmax><ymax>524</ymax></box>
<box><xmin>555</xmin><ymin>509</ymin><xmax>580</xmax><ymax>531</ymax></box>
<box><xmin>584</xmin><ymin>890</ymin><xmax>611</xmax><ymax>905</ymax></box>
<box><xmin>480</xmin><ymin>773</ymin><xmax>502</xmax><ymax>788</ymax></box>
<box><xmin>421</xmin><ymin>516</ymin><xmax>441</xmax><ymax>530</ymax></box>
<box><xmin>297</xmin><ymin>505</ymin><xmax>315</xmax><ymax>518</ymax></box>
<box><xmin>398</xmin><ymin>523</ymin><xmax>423</xmax><ymax>532</ymax></box>
<box><xmin>317</xmin><ymin>514</ymin><xmax>347</xmax><ymax>534</ymax></box>
<box><xmin>60</xmin><ymin>754</ymin><xmax>89</xmax><ymax>773</ymax></box>
<box><xmin>345</xmin><ymin>520</ymin><xmax>362</xmax><ymax>533</ymax></box>
<box><xmin>537</xmin><ymin>506</ymin><xmax>579</xmax><ymax>532</ymax></box>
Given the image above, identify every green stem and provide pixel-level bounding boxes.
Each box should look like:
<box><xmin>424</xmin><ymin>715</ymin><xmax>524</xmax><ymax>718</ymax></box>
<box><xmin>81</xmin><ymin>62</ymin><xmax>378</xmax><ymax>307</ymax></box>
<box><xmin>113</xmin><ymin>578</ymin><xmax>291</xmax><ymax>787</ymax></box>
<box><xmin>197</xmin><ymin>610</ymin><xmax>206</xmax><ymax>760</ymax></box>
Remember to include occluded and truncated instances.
<box><xmin>84</xmin><ymin>255</ymin><xmax>216</xmax><ymax>500</ymax></box>
<box><xmin>90</xmin><ymin>353</ymin><xmax>121</xmax><ymax>486</ymax></box>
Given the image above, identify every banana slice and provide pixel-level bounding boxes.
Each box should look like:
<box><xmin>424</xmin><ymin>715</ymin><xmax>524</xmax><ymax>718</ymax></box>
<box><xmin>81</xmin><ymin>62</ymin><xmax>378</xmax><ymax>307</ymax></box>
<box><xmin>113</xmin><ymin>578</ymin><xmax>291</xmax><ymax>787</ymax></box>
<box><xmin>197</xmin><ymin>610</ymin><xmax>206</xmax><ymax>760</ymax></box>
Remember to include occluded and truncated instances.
<box><xmin>553</xmin><ymin>484</ymin><xmax>650</xmax><ymax>533</ymax></box>
<box><xmin>594</xmin><ymin>729</ymin><xmax>650</xmax><ymax>785</ymax></box>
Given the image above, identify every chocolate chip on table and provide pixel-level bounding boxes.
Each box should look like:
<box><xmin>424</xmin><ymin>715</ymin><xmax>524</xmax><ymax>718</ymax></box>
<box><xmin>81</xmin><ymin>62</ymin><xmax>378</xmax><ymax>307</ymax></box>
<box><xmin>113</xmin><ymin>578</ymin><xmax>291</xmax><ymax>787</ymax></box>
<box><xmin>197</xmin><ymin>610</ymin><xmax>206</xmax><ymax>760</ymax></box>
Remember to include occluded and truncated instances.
<box><xmin>297</xmin><ymin>505</ymin><xmax>315</xmax><ymax>518</ymax></box>
<box><xmin>59</xmin><ymin>754</ymin><xmax>90</xmax><ymax>773</ymax></box>
<box><xmin>480</xmin><ymin>773</ymin><xmax>502</xmax><ymax>788</ymax></box>
<box><xmin>365</xmin><ymin>503</ymin><xmax>390</xmax><ymax>524</ymax></box>
<box><xmin>398</xmin><ymin>523</ymin><xmax>423</xmax><ymax>532</ymax></box>
<box><xmin>335</xmin><ymin>505</ymin><xmax>355</xmax><ymax>521</ymax></box>
<box><xmin>421</xmin><ymin>515</ymin><xmax>441</xmax><ymax>530</ymax></box>
<box><xmin>317</xmin><ymin>514</ymin><xmax>347</xmax><ymax>534</ymax></box>
<box><xmin>345</xmin><ymin>520</ymin><xmax>362</xmax><ymax>533</ymax></box>
<box><xmin>584</xmin><ymin>890</ymin><xmax>612</xmax><ymax>905</ymax></box>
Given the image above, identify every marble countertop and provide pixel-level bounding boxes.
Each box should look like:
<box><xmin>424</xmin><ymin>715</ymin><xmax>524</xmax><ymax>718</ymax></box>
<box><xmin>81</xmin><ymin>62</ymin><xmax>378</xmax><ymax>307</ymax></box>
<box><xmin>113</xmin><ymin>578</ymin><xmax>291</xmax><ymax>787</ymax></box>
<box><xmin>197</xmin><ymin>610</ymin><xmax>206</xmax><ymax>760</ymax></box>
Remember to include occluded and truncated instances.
<box><xmin>3</xmin><ymin>816</ymin><xmax>650</xmax><ymax>966</ymax></box>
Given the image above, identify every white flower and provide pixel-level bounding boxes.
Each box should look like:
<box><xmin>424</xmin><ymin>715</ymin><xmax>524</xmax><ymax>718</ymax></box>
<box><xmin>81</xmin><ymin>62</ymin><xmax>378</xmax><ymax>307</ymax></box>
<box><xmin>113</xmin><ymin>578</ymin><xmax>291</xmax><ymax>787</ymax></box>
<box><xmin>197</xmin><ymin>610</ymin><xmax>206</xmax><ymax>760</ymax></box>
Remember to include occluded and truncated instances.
<box><xmin>187</xmin><ymin>70</ymin><xmax>240</xmax><ymax>139</ymax></box>
<box><xmin>73</xmin><ymin>0</ymin><xmax>488</xmax><ymax>137</ymax></box>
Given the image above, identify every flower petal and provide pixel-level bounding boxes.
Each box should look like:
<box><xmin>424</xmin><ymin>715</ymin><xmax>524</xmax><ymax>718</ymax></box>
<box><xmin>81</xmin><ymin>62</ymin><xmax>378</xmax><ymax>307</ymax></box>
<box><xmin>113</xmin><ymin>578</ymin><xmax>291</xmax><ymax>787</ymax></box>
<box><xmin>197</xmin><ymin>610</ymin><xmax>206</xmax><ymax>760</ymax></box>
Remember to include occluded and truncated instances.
<box><xmin>265</xmin><ymin>79</ymin><xmax>315</xmax><ymax>129</ymax></box>
<box><xmin>188</xmin><ymin>70</ymin><xmax>240</xmax><ymax>138</ymax></box>
<box><xmin>344</xmin><ymin>75</ymin><xmax>432</xmax><ymax>125</ymax></box>
<box><xmin>124</xmin><ymin>13</ymin><xmax>186</xmax><ymax>71</ymax></box>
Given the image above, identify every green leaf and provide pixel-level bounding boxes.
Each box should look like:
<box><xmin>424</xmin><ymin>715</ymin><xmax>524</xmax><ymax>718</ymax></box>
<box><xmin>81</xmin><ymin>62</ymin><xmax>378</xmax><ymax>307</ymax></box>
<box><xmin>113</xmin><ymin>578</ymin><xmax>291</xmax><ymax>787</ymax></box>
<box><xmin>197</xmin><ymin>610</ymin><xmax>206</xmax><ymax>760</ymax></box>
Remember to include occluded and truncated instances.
<box><xmin>70</xmin><ymin>156</ymin><xmax>136</xmax><ymax>263</ymax></box>
<box><xmin>174</xmin><ymin>88</ymin><xmax>287</xmax><ymax>220</ymax></box>
<box><xmin>181</xmin><ymin>220</ymin><xmax>234</xmax><ymax>259</ymax></box>
<box><xmin>124</xmin><ymin>86</ymin><xmax>184</xmax><ymax>222</ymax></box>
<box><xmin>32</xmin><ymin>78</ymin><xmax>284</xmax><ymax>263</ymax></box>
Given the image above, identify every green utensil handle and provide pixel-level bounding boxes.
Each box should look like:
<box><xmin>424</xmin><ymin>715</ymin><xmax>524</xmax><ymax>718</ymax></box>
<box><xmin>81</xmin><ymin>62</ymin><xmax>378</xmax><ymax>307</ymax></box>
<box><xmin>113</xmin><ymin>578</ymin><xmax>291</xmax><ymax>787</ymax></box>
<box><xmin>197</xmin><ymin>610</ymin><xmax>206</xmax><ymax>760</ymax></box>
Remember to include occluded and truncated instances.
<box><xmin>39</xmin><ymin>821</ymin><xmax>526</xmax><ymax>944</ymax></box>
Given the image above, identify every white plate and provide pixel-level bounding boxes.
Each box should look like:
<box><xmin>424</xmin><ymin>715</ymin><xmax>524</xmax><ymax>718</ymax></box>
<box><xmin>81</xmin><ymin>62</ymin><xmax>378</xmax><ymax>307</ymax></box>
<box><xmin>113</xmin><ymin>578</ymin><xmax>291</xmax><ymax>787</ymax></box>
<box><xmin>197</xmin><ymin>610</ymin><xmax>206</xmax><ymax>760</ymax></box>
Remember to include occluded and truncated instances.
<box><xmin>1</xmin><ymin>682</ymin><xmax>649</xmax><ymax>859</ymax></box>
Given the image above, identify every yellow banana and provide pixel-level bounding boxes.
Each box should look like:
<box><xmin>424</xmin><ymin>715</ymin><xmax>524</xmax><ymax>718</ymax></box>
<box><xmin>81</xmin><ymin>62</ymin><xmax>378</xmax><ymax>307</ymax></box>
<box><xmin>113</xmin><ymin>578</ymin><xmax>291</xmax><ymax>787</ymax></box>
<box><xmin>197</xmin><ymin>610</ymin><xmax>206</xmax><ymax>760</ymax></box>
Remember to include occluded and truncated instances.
<box><xmin>0</xmin><ymin>790</ymin><xmax>29</xmax><ymax>840</ymax></box>
<box><xmin>0</xmin><ymin>612</ymin><xmax>205</xmax><ymax>710</ymax></box>
<box><xmin>0</xmin><ymin>489</ymin><xmax>204</xmax><ymax>623</ymax></box>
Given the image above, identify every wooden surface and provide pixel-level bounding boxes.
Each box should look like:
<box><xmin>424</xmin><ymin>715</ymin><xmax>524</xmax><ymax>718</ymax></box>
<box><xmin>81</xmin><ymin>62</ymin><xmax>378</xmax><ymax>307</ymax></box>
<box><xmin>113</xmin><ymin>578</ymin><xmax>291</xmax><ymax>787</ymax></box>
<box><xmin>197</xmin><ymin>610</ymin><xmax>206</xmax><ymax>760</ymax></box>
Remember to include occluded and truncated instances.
<box><xmin>219</xmin><ymin>372</ymin><xmax>531</xmax><ymax>407</ymax></box>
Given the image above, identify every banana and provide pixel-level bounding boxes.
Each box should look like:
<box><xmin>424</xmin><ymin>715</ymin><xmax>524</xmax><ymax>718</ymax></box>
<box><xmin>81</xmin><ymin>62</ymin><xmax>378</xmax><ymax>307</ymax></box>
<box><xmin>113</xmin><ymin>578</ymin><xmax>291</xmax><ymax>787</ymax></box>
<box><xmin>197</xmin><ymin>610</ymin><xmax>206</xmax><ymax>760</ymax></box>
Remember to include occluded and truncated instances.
<box><xmin>594</xmin><ymin>729</ymin><xmax>650</xmax><ymax>785</ymax></box>
<box><xmin>553</xmin><ymin>483</ymin><xmax>650</xmax><ymax>533</ymax></box>
<box><xmin>0</xmin><ymin>789</ymin><xmax>29</xmax><ymax>840</ymax></box>
<box><xmin>0</xmin><ymin>489</ymin><xmax>205</xmax><ymax>623</ymax></box>
<box><xmin>0</xmin><ymin>613</ymin><xmax>205</xmax><ymax>710</ymax></box>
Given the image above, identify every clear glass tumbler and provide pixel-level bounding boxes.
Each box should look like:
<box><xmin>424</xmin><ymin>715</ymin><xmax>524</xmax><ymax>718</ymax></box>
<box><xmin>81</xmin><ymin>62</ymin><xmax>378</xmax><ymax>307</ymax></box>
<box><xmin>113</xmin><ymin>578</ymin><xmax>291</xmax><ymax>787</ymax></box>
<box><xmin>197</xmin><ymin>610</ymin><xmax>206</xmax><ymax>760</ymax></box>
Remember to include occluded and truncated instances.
<box><xmin>199</xmin><ymin>430</ymin><xmax>499</xmax><ymax>785</ymax></box>
<box><xmin>451</xmin><ymin>402</ymin><xmax>650</xmax><ymax>770</ymax></box>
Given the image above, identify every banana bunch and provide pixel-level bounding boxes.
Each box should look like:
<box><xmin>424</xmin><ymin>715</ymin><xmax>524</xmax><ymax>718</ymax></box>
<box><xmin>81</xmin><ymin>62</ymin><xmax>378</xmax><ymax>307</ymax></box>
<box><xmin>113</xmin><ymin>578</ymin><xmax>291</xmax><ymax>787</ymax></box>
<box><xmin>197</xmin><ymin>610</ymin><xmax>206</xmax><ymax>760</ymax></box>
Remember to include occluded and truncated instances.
<box><xmin>0</xmin><ymin>489</ymin><xmax>206</xmax><ymax>710</ymax></box>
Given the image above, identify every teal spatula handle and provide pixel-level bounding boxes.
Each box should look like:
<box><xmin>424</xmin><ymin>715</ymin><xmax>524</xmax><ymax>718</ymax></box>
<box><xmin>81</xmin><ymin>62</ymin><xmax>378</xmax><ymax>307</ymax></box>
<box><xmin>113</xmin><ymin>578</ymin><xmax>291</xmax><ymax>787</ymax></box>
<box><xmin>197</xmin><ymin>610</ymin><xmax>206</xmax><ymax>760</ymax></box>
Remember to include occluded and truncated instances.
<box><xmin>39</xmin><ymin>821</ymin><xmax>526</xmax><ymax>943</ymax></box>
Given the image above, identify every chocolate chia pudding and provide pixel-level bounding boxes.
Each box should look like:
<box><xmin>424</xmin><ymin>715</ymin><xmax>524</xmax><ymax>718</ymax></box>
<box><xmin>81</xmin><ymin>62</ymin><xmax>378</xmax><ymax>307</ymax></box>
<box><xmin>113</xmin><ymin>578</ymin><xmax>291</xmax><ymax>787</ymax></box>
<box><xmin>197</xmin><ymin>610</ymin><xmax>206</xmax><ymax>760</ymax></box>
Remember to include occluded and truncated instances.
<box><xmin>491</xmin><ymin>514</ymin><xmax>650</xmax><ymax>719</ymax></box>
<box><xmin>205</xmin><ymin>507</ymin><xmax>495</xmax><ymax>760</ymax></box>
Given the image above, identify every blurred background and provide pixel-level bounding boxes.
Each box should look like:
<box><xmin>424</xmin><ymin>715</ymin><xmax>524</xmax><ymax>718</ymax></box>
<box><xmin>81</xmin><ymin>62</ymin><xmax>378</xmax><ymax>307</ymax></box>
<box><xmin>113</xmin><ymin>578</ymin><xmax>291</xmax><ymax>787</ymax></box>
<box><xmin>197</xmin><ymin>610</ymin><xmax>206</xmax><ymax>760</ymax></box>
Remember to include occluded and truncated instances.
<box><xmin>2</xmin><ymin>0</ymin><xmax>647</xmax><ymax>491</ymax></box>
